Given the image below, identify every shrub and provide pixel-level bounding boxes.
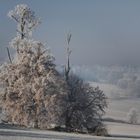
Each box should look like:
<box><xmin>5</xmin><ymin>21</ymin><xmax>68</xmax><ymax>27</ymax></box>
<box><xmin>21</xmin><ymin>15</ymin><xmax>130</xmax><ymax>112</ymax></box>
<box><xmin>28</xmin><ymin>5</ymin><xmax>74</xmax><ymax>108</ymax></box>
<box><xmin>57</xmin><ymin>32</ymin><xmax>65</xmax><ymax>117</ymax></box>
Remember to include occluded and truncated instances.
<box><xmin>127</xmin><ymin>108</ymin><xmax>139</xmax><ymax>124</ymax></box>
<box><xmin>64</xmin><ymin>74</ymin><xmax>108</xmax><ymax>135</ymax></box>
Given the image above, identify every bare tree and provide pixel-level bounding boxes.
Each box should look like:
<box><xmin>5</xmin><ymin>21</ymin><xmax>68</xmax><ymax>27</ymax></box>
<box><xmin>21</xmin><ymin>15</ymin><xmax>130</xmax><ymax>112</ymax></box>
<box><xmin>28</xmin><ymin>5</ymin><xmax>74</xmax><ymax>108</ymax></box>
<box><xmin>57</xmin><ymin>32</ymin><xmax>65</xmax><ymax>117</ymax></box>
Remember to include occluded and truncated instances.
<box><xmin>64</xmin><ymin>33</ymin><xmax>108</xmax><ymax>135</ymax></box>
<box><xmin>64</xmin><ymin>32</ymin><xmax>72</xmax><ymax>82</ymax></box>
<box><xmin>64</xmin><ymin>74</ymin><xmax>107</xmax><ymax>135</ymax></box>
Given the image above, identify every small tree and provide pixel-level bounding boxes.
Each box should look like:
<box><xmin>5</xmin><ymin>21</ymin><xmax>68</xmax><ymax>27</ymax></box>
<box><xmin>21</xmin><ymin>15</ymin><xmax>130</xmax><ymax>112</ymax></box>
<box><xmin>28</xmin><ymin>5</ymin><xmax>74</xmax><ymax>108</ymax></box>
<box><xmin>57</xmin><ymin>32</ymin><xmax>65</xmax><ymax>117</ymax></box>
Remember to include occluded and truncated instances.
<box><xmin>64</xmin><ymin>33</ymin><xmax>108</xmax><ymax>135</ymax></box>
<box><xmin>0</xmin><ymin>4</ymin><xmax>68</xmax><ymax>129</ymax></box>
<box><xmin>127</xmin><ymin>108</ymin><xmax>139</xmax><ymax>124</ymax></box>
<box><xmin>65</xmin><ymin>74</ymin><xmax>107</xmax><ymax>134</ymax></box>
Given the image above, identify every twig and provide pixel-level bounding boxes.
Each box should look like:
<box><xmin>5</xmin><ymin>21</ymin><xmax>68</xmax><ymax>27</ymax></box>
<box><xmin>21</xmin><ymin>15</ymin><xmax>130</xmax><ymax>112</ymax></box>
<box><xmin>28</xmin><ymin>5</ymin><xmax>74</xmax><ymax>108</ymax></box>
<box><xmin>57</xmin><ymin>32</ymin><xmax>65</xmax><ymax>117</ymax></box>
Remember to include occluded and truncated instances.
<box><xmin>6</xmin><ymin>47</ymin><xmax>12</xmax><ymax>63</ymax></box>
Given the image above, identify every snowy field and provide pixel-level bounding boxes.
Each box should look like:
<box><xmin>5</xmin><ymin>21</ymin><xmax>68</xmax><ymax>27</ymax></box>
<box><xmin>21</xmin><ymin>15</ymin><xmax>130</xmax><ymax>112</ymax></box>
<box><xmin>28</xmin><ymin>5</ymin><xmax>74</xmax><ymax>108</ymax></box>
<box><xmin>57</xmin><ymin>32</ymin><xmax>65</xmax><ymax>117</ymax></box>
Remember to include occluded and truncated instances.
<box><xmin>90</xmin><ymin>81</ymin><xmax>140</xmax><ymax>138</ymax></box>
<box><xmin>90</xmin><ymin>82</ymin><xmax>140</xmax><ymax>121</ymax></box>
<box><xmin>104</xmin><ymin>99</ymin><xmax>140</xmax><ymax>138</ymax></box>
<box><xmin>89</xmin><ymin>82</ymin><xmax>129</xmax><ymax>99</ymax></box>
<box><xmin>106</xmin><ymin>122</ymin><xmax>140</xmax><ymax>138</ymax></box>
<box><xmin>105</xmin><ymin>98</ymin><xmax>140</xmax><ymax>121</ymax></box>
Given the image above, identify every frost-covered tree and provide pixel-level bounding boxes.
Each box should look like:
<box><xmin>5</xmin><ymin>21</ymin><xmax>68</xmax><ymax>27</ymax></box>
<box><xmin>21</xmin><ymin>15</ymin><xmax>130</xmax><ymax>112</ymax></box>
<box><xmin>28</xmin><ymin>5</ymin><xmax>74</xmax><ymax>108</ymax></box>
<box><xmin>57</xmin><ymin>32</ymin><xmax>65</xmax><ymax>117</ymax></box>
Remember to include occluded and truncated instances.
<box><xmin>0</xmin><ymin>4</ymin><xmax>68</xmax><ymax>129</ymax></box>
<box><xmin>127</xmin><ymin>108</ymin><xmax>139</xmax><ymax>124</ymax></box>
<box><xmin>65</xmin><ymin>74</ymin><xmax>107</xmax><ymax>135</ymax></box>
<box><xmin>63</xmin><ymin>33</ymin><xmax>108</xmax><ymax>135</ymax></box>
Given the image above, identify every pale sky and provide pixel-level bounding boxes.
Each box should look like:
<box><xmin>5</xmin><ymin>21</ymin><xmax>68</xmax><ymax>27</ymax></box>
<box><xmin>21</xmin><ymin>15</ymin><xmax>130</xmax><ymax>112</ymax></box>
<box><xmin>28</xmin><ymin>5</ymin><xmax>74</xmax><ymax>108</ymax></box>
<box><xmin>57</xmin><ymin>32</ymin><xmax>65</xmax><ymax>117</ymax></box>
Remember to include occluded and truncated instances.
<box><xmin>1</xmin><ymin>0</ymin><xmax>140</xmax><ymax>66</ymax></box>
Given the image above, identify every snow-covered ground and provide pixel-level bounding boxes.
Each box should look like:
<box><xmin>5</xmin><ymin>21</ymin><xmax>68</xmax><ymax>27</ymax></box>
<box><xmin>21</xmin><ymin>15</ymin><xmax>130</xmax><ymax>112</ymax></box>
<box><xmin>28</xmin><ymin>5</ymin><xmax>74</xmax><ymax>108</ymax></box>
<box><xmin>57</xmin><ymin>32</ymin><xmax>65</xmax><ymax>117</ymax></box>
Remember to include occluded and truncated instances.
<box><xmin>105</xmin><ymin>98</ymin><xmax>140</xmax><ymax>121</ymax></box>
<box><xmin>90</xmin><ymin>81</ymin><xmax>140</xmax><ymax>138</ymax></box>
<box><xmin>104</xmin><ymin>99</ymin><xmax>140</xmax><ymax>138</ymax></box>
<box><xmin>89</xmin><ymin>82</ymin><xmax>127</xmax><ymax>99</ymax></box>
<box><xmin>90</xmin><ymin>82</ymin><xmax>140</xmax><ymax>121</ymax></box>
<box><xmin>106</xmin><ymin>122</ymin><xmax>140</xmax><ymax>138</ymax></box>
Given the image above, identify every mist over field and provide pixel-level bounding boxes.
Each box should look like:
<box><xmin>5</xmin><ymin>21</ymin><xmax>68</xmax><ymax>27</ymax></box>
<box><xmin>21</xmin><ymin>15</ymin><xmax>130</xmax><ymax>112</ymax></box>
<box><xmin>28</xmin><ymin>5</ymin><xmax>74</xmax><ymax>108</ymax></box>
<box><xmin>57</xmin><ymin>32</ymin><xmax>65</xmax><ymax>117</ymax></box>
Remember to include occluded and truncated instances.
<box><xmin>71</xmin><ymin>65</ymin><xmax>140</xmax><ymax>98</ymax></box>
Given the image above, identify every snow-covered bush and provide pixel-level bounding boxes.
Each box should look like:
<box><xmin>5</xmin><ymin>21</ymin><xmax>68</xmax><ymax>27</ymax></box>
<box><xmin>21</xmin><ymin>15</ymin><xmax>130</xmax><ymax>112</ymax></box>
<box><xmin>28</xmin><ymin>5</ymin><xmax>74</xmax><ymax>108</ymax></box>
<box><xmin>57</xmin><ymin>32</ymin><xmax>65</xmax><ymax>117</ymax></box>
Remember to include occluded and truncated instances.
<box><xmin>0</xmin><ymin>4</ymin><xmax>68</xmax><ymax>129</ymax></box>
<box><xmin>127</xmin><ymin>108</ymin><xmax>139</xmax><ymax>124</ymax></box>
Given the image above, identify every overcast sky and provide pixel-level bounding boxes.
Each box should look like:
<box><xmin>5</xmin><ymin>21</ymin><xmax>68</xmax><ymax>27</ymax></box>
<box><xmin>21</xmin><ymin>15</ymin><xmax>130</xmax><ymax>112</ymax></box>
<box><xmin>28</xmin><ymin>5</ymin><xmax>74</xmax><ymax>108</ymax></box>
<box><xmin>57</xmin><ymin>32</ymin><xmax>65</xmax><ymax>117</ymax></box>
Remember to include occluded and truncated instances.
<box><xmin>1</xmin><ymin>0</ymin><xmax>140</xmax><ymax>66</ymax></box>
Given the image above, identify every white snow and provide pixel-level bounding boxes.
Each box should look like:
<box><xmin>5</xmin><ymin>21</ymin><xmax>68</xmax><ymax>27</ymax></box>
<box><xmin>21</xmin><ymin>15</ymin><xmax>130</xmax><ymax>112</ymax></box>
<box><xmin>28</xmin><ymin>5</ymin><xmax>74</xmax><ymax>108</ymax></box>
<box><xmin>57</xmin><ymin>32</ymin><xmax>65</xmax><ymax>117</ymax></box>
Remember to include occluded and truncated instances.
<box><xmin>106</xmin><ymin>121</ymin><xmax>140</xmax><ymax>138</ymax></box>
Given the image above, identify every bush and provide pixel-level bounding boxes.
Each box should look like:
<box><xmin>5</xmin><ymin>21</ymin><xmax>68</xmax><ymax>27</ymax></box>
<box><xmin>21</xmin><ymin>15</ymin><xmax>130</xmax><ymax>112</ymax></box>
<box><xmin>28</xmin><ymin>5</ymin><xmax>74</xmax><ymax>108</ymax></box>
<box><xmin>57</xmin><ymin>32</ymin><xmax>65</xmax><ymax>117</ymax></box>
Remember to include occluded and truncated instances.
<box><xmin>64</xmin><ymin>74</ymin><xmax>108</xmax><ymax>135</ymax></box>
<box><xmin>127</xmin><ymin>108</ymin><xmax>139</xmax><ymax>124</ymax></box>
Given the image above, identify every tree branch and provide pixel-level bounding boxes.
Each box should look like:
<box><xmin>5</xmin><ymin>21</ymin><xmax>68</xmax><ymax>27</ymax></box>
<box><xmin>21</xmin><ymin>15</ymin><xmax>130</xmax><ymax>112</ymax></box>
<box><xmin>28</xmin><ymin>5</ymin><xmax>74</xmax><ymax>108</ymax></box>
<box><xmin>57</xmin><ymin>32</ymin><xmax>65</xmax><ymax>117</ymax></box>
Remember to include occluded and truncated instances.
<box><xmin>6</xmin><ymin>47</ymin><xmax>12</xmax><ymax>63</ymax></box>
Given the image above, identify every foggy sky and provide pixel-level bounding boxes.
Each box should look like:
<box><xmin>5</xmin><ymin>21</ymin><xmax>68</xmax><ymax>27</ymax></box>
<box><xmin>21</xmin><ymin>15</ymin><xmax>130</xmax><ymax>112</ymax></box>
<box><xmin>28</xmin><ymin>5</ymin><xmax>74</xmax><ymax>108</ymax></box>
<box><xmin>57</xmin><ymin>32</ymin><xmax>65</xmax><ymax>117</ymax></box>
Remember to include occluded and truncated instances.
<box><xmin>1</xmin><ymin>0</ymin><xmax>140</xmax><ymax>66</ymax></box>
